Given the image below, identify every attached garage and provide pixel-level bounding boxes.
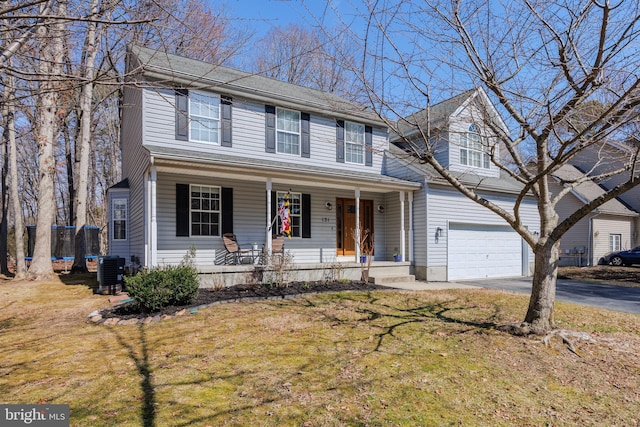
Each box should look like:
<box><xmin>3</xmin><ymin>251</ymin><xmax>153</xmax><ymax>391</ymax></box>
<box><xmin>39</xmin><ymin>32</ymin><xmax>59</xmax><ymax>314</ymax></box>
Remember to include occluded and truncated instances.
<box><xmin>447</xmin><ymin>223</ymin><xmax>524</xmax><ymax>281</ymax></box>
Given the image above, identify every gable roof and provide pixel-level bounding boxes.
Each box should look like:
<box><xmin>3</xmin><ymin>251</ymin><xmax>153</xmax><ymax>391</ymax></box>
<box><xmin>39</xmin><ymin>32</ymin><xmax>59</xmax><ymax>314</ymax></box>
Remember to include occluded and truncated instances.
<box><xmin>553</xmin><ymin>164</ymin><xmax>638</xmax><ymax>216</ymax></box>
<box><xmin>127</xmin><ymin>45</ymin><xmax>385</xmax><ymax>127</ymax></box>
<box><xmin>394</xmin><ymin>87</ymin><xmax>508</xmax><ymax>139</ymax></box>
<box><xmin>387</xmin><ymin>145</ymin><xmax>527</xmax><ymax>195</ymax></box>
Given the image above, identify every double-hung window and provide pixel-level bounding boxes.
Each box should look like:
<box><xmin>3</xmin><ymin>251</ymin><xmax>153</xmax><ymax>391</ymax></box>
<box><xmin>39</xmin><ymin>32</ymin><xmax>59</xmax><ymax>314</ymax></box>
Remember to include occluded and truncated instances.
<box><xmin>345</xmin><ymin>121</ymin><xmax>365</xmax><ymax>164</ymax></box>
<box><xmin>191</xmin><ymin>185</ymin><xmax>220</xmax><ymax>236</ymax></box>
<box><xmin>190</xmin><ymin>92</ymin><xmax>220</xmax><ymax>143</ymax></box>
<box><xmin>277</xmin><ymin>191</ymin><xmax>302</xmax><ymax>237</ymax></box>
<box><xmin>276</xmin><ymin>108</ymin><xmax>300</xmax><ymax>155</ymax></box>
<box><xmin>460</xmin><ymin>124</ymin><xmax>490</xmax><ymax>169</ymax></box>
<box><xmin>610</xmin><ymin>234</ymin><xmax>622</xmax><ymax>252</ymax></box>
<box><xmin>112</xmin><ymin>199</ymin><xmax>127</xmax><ymax>240</ymax></box>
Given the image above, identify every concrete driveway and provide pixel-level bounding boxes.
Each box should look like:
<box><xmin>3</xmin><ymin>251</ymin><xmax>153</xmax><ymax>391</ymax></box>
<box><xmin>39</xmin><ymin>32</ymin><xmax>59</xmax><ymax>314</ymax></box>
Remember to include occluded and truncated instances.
<box><xmin>452</xmin><ymin>277</ymin><xmax>640</xmax><ymax>315</ymax></box>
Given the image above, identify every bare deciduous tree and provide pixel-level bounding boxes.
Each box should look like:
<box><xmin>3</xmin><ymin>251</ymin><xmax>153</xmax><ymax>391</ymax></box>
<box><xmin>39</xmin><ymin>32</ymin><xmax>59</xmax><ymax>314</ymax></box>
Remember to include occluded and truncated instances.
<box><xmin>354</xmin><ymin>0</ymin><xmax>640</xmax><ymax>334</ymax></box>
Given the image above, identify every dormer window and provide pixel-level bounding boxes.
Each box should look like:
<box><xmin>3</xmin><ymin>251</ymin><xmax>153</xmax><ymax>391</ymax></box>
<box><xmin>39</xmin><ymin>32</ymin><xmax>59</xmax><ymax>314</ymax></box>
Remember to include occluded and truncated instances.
<box><xmin>460</xmin><ymin>124</ymin><xmax>490</xmax><ymax>169</ymax></box>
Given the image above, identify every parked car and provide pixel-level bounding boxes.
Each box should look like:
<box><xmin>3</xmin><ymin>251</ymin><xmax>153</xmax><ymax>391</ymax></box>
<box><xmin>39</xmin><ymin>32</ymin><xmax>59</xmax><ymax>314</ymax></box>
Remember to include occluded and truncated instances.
<box><xmin>599</xmin><ymin>246</ymin><xmax>640</xmax><ymax>266</ymax></box>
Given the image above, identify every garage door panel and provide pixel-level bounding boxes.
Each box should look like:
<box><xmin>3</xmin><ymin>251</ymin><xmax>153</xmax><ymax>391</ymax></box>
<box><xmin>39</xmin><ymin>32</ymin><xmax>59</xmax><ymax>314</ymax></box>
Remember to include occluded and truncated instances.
<box><xmin>448</xmin><ymin>224</ymin><xmax>522</xmax><ymax>280</ymax></box>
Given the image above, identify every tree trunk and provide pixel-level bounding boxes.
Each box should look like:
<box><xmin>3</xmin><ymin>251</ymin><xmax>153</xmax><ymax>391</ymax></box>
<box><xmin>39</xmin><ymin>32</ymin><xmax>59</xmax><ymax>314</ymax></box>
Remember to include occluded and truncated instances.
<box><xmin>523</xmin><ymin>240</ymin><xmax>560</xmax><ymax>334</ymax></box>
<box><xmin>6</xmin><ymin>70</ymin><xmax>26</xmax><ymax>279</ymax></box>
<box><xmin>27</xmin><ymin>1</ymin><xmax>65</xmax><ymax>280</ymax></box>
<box><xmin>71</xmin><ymin>0</ymin><xmax>100</xmax><ymax>274</ymax></box>
<box><xmin>1</xmin><ymin>86</ymin><xmax>11</xmax><ymax>275</ymax></box>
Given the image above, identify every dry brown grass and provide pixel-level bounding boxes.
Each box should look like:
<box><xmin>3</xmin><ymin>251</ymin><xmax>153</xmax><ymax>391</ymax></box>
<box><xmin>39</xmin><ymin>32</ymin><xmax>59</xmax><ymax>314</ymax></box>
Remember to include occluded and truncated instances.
<box><xmin>1</xmin><ymin>277</ymin><xmax>639</xmax><ymax>426</ymax></box>
<box><xmin>559</xmin><ymin>265</ymin><xmax>640</xmax><ymax>288</ymax></box>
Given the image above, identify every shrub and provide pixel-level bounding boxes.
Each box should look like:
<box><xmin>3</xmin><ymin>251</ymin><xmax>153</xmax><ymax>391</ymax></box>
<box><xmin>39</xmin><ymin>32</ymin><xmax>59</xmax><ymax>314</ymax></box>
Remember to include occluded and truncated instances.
<box><xmin>124</xmin><ymin>263</ymin><xmax>199</xmax><ymax>313</ymax></box>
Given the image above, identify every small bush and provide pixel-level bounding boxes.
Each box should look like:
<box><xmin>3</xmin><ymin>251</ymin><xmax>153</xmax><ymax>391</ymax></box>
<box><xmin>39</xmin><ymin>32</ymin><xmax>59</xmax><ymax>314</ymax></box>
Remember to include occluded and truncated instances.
<box><xmin>124</xmin><ymin>263</ymin><xmax>199</xmax><ymax>313</ymax></box>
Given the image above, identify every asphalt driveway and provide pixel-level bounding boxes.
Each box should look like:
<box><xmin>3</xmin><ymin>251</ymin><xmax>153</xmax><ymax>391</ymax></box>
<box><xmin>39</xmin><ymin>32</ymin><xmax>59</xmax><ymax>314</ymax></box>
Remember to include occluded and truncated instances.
<box><xmin>454</xmin><ymin>277</ymin><xmax>640</xmax><ymax>315</ymax></box>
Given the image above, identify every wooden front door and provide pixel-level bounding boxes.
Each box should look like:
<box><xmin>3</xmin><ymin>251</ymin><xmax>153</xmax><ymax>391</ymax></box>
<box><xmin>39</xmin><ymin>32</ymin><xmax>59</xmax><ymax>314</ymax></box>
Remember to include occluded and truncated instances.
<box><xmin>336</xmin><ymin>198</ymin><xmax>374</xmax><ymax>256</ymax></box>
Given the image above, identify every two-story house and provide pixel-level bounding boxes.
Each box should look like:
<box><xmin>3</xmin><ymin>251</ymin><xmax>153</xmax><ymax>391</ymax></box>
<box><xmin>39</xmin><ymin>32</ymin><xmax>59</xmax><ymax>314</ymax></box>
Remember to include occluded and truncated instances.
<box><xmin>385</xmin><ymin>88</ymin><xmax>539</xmax><ymax>281</ymax></box>
<box><xmin>108</xmin><ymin>45</ymin><xmax>421</xmax><ymax>285</ymax></box>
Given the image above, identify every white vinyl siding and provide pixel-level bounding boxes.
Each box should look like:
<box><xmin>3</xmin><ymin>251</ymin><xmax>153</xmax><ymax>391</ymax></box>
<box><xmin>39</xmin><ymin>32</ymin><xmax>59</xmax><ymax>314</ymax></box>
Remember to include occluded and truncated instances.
<box><xmin>142</xmin><ymin>89</ymin><xmax>388</xmax><ymax>174</ymax></box>
<box><xmin>189</xmin><ymin>92</ymin><xmax>220</xmax><ymax>143</ymax></box>
<box><xmin>345</xmin><ymin>121</ymin><xmax>365</xmax><ymax>164</ymax></box>
<box><xmin>276</xmin><ymin>108</ymin><xmax>300</xmax><ymax>155</ymax></box>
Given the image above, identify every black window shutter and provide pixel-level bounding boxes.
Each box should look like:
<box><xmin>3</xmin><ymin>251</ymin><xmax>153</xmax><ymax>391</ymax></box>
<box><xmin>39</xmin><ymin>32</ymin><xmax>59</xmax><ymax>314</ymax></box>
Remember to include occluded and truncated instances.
<box><xmin>265</xmin><ymin>105</ymin><xmax>276</xmax><ymax>153</ymax></box>
<box><xmin>175</xmin><ymin>89</ymin><xmax>189</xmax><ymax>141</ymax></box>
<box><xmin>301</xmin><ymin>112</ymin><xmax>310</xmax><ymax>158</ymax></box>
<box><xmin>221</xmin><ymin>96</ymin><xmax>232</xmax><ymax>147</ymax></box>
<box><xmin>365</xmin><ymin>125</ymin><xmax>373</xmax><ymax>166</ymax></box>
<box><xmin>270</xmin><ymin>192</ymin><xmax>277</xmax><ymax>234</ymax></box>
<box><xmin>176</xmin><ymin>183</ymin><xmax>189</xmax><ymax>236</ymax></box>
<box><xmin>302</xmin><ymin>193</ymin><xmax>311</xmax><ymax>238</ymax></box>
<box><xmin>336</xmin><ymin>120</ymin><xmax>345</xmax><ymax>163</ymax></box>
<box><xmin>221</xmin><ymin>187</ymin><xmax>233</xmax><ymax>235</ymax></box>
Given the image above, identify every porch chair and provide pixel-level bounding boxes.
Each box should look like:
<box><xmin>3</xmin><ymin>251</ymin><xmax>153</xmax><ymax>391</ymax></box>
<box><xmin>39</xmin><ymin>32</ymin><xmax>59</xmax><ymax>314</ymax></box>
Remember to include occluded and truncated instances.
<box><xmin>222</xmin><ymin>233</ymin><xmax>253</xmax><ymax>264</ymax></box>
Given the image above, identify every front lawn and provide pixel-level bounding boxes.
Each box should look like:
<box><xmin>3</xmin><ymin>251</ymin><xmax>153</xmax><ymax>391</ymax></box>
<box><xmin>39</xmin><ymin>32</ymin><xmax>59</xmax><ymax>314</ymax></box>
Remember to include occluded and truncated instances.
<box><xmin>558</xmin><ymin>265</ymin><xmax>640</xmax><ymax>288</ymax></box>
<box><xmin>1</xmin><ymin>277</ymin><xmax>638</xmax><ymax>426</ymax></box>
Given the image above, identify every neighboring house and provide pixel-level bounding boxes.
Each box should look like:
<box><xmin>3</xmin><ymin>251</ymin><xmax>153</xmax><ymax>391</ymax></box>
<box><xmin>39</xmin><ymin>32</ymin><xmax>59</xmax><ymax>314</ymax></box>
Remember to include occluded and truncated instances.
<box><xmin>551</xmin><ymin>165</ymin><xmax>639</xmax><ymax>266</ymax></box>
<box><xmin>386</xmin><ymin>88</ymin><xmax>539</xmax><ymax>281</ymax></box>
<box><xmin>108</xmin><ymin>45</ymin><xmax>421</xmax><ymax>284</ymax></box>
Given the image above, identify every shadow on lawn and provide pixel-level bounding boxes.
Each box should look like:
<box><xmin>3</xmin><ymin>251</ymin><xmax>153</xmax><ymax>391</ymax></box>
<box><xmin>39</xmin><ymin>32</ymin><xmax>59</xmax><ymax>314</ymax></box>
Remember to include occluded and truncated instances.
<box><xmin>295</xmin><ymin>292</ymin><xmax>503</xmax><ymax>352</ymax></box>
<box><xmin>111</xmin><ymin>325</ymin><xmax>156</xmax><ymax>427</ymax></box>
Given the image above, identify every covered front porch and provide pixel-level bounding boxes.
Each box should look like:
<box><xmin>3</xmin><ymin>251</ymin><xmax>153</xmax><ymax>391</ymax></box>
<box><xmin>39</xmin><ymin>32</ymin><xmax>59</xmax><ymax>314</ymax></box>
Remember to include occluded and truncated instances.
<box><xmin>139</xmin><ymin>148</ymin><xmax>421</xmax><ymax>285</ymax></box>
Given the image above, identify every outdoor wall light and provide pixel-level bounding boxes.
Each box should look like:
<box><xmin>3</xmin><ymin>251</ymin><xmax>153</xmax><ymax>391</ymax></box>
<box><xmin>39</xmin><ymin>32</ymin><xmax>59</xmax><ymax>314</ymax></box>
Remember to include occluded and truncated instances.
<box><xmin>377</xmin><ymin>204</ymin><xmax>385</xmax><ymax>213</ymax></box>
<box><xmin>436</xmin><ymin>227</ymin><xmax>443</xmax><ymax>238</ymax></box>
<box><xmin>325</xmin><ymin>201</ymin><xmax>333</xmax><ymax>210</ymax></box>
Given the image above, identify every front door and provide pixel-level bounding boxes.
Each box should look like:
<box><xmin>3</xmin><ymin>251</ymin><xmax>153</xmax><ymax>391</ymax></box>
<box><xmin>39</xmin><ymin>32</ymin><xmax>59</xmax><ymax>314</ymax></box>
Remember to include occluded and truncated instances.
<box><xmin>336</xmin><ymin>198</ymin><xmax>374</xmax><ymax>256</ymax></box>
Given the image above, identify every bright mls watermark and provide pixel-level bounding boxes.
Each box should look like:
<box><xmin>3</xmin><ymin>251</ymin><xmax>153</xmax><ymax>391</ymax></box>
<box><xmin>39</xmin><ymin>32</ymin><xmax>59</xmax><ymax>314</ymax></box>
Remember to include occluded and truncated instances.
<box><xmin>0</xmin><ymin>405</ymin><xmax>69</xmax><ymax>426</ymax></box>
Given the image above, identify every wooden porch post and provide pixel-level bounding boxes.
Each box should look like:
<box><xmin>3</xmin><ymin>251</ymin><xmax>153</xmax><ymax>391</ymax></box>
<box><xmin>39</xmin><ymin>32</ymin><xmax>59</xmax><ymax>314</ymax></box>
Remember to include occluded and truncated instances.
<box><xmin>266</xmin><ymin>178</ymin><xmax>272</xmax><ymax>254</ymax></box>
<box><xmin>400</xmin><ymin>191</ymin><xmax>405</xmax><ymax>263</ymax></box>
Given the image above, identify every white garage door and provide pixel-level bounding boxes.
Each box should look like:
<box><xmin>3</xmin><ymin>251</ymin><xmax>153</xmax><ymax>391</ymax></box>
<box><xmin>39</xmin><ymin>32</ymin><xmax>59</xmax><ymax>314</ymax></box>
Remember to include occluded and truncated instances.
<box><xmin>448</xmin><ymin>223</ymin><xmax>523</xmax><ymax>281</ymax></box>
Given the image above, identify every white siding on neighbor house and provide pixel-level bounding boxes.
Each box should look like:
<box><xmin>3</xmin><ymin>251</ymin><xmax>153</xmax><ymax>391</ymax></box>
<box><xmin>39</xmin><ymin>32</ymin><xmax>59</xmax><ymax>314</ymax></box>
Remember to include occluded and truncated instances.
<box><xmin>592</xmin><ymin>215</ymin><xmax>634</xmax><ymax>264</ymax></box>
<box><xmin>426</xmin><ymin>185</ymin><xmax>538</xmax><ymax>269</ymax></box>
<box><xmin>116</xmin><ymin>85</ymin><xmax>148</xmax><ymax>265</ymax></box>
<box><xmin>153</xmin><ymin>173</ymin><xmax>390</xmax><ymax>265</ymax></box>
<box><xmin>142</xmin><ymin>87</ymin><xmax>388</xmax><ymax>175</ymax></box>
<box><xmin>554</xmin><ymin>185</ymin><xmax>592</xmax><ymax>266</ymax></box>
<box><xmin>432</xmin><ymin>133</ymin><xmax>450</xmax><ymax>167</ymax></box>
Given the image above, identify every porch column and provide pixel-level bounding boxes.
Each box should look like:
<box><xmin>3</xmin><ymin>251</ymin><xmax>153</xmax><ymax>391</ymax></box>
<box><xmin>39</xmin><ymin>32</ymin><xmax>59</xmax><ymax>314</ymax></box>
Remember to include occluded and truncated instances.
<box><xmin>408</xmin><ymin>191</ymin><xmax>414</xmax><ymax>262</ymax></box>
<box><xmin>150</xmin><ymin>165</ymin><xmax>158</xmax><ymax>267</ymax></box>
<box><xmin>355</xmin><ymin>187</ymin><xmax>361</xmax><ymax>262</ymax></box>
<box><xmin>144</xmin><ymin>170</ymin><xmax>149</xmax><ymax>267</ymax></box>
<box><xmin>266</xmin><ymin>178</ymin><xmax>273</xmax><ymax>254</ymax></box>
<box><xmin>399</xmin><ymin>191</ymin><xmax>405</xmax><ymax>263</ymax></box>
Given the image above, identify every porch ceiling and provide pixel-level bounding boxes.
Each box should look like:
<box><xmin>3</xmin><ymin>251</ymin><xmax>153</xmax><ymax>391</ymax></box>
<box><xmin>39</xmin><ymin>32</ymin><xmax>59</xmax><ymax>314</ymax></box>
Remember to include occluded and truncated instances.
<box><xmin>147</xmin><ymin>144</ymin><xmax>421</xmax><ymax>193</ymax></box>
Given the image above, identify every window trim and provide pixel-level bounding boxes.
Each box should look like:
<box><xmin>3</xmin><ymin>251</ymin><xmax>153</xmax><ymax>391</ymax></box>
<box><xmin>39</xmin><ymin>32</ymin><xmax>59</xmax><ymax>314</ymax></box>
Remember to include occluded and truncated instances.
<box><xmin>277</xmin><ymin>191</ymin><xmax>302</xmax><ymax>238</ymax></box>
<box><xmin>344</xmin><ymin>120</ymin><xmax>365</xmax><ymax>165</ymax></box>
<box><xmin>112</xmin><ymin>198</ymin><xmax>127</xmax><ymax>241</ymax></box>
<box><xmin>190</xmin><ymin>184</ymin><xmax>221</xmax><ymax>237</ymax></box>
<box><xmin>189</xmin><ymin>91</ymin><xmax>221</xmax><ymax>144</ymax></box>
<box><xmin>610</xmin><ymin>233</ymin><xmax>622</xmax><ymax>252</ymax></box>
<box><xmin>460</xmin><ymin>123</ymin><xmax>490</xmax><ymax>169</ymax></box>
<box><xmin>276</xmin><ymin>107</ymin><xmax>301</xmax><ymax>155</ymax></box>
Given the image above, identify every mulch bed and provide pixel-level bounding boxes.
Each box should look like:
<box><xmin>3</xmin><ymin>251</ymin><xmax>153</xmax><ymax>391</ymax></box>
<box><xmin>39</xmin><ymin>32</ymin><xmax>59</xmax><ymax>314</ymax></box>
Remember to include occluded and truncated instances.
<box><xmin>100</xmin><ymin>281</ymin><xmax>389</xmax><ymax>321</ymax></box>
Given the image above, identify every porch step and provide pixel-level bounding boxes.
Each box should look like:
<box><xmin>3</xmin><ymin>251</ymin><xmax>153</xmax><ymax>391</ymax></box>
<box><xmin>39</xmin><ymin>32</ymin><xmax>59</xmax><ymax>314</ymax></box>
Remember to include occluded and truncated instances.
<box><xmin>368</xmin><ymin>274</ymin><xmax>415</xmax><ymax>285</ymax></box>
